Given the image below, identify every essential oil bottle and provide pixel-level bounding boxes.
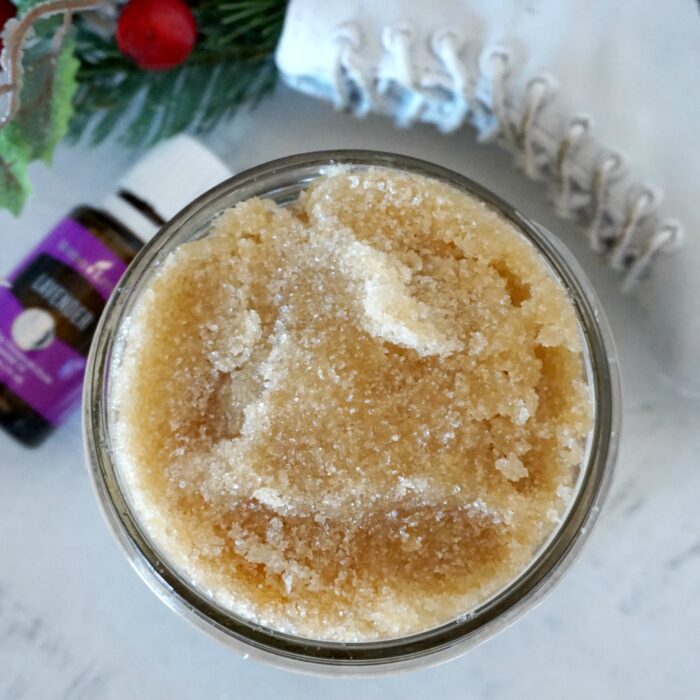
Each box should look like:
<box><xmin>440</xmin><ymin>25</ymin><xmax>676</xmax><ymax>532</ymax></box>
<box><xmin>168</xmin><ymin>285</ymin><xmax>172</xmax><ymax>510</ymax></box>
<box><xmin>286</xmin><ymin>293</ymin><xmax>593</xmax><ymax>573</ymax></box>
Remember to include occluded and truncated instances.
<box><xmin>0</xmin><ymin>135</ymin><xmax>231</xmax><ymax>446</ymax></box>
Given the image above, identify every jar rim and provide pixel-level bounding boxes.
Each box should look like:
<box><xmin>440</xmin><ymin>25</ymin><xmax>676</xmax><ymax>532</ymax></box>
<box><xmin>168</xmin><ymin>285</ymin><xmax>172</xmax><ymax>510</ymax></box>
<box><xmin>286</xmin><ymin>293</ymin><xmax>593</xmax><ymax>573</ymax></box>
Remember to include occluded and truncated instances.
<box><xmin>83</xmin><ymin>150</ymin><xmax>620</xmax><ymax>675</ymax></box>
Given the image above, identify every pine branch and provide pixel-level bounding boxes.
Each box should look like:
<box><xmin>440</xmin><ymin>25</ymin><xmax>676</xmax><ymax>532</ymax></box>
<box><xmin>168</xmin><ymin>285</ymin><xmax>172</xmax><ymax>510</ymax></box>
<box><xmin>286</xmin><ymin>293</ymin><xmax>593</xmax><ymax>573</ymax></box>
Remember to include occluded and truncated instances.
<box><xmin>69</xmin><ymin>0</ymin><xmax>287</xmax><ymax>147</ymax></box>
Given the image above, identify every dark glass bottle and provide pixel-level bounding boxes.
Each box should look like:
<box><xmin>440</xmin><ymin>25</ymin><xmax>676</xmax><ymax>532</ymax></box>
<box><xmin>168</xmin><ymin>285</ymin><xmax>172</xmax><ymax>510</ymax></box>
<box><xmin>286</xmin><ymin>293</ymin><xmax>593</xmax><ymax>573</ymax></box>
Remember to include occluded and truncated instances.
<box><xmin>0</xmin><ymin>135</ymin><xmax>231</xmax><ymax>446</ymax></box>
<box><xmin>0</xmin><ymin>208</ymin><xmax>146</xmax><ymax>445</ymax></box>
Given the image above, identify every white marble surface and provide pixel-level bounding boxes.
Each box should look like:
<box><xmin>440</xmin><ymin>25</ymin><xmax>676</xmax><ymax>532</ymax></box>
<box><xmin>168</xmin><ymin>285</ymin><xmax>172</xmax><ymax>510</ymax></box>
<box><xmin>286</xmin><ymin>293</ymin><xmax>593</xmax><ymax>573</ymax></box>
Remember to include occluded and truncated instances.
<box><xmin>1</xmin><ymin>87</ymin><xmax>698</xmax><ymax>699</ymax></box>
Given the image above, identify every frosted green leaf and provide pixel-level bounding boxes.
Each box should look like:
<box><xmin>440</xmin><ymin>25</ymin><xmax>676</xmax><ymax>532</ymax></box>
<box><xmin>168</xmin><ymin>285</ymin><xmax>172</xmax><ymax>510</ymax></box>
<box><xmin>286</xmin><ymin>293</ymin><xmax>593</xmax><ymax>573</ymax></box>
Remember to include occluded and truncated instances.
<box><xmin>0</xmin><ymin>123</ymin><xmax>32</xmax><ymax>216</ymax></box>
<box><xmin>0</xmin><ymin>28</ymin><xmax>78</xmax><ymax>213</ymax></box>
<box><xmin>14</xmin><ymin>35</ymin><xmax>79</xmax><ymax>162</ymax></box>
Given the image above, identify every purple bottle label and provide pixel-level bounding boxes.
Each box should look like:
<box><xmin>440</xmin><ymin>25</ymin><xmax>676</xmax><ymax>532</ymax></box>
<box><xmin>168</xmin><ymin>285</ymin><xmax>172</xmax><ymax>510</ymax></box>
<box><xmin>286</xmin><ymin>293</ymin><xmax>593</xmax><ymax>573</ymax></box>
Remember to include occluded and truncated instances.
<box><xmin>0</xmin><ymin>218</ymin><xmax>128</xmax><ymax>426</ymax></box>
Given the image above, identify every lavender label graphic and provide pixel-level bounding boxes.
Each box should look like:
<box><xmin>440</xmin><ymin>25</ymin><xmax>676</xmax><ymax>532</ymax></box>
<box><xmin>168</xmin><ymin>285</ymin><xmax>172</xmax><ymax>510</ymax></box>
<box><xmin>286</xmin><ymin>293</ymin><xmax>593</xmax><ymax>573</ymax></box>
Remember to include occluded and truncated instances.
<box><xmin>0</xmin><ymin>219</ymin><xmax>128</xmax><ymax>426</ymax></box>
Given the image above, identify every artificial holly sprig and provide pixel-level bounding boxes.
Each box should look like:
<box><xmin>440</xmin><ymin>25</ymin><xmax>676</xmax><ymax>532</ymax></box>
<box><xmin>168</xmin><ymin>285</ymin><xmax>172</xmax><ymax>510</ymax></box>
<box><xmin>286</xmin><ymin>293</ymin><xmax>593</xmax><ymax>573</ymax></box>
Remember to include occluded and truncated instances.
<box><xmin>71</xmin><ymin>0</ymin><xmax>285</xmax><ymax>148</ymax></box>
<box><xmin>0</xmin><ymin>0</ymin><xmax>286</xmax><ymax>216</ymax></box>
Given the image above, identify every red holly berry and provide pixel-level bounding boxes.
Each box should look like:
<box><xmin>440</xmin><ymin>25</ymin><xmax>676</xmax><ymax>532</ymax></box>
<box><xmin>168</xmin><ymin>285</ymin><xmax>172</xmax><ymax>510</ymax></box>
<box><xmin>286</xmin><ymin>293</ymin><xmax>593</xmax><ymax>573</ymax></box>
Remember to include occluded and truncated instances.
<box><xmin>116</xmin><ymin>0</ymin><xmax>197</xmax><ymax>71</ymax></box>
<box><xmin>0</xmin><ymin>0</ymin><xmax>17</xmax><ymax>53</ymax></box>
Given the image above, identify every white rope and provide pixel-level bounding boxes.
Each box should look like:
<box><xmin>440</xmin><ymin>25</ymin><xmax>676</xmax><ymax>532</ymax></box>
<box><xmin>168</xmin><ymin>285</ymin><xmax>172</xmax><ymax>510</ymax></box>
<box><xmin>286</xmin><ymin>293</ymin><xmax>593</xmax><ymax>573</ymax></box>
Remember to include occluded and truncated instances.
<box><xmin>379</xmin><ymin>25</ymin><xmax>424</xmax><ymax>126</ymax></box>
<box><xmin>477</xmin><ymin>47</ymin><xmax>512</xmax><ymax>144</ymax></box>
<box><xmin>622</xmin><ymin>221</ymin><xmax>684</xmax><ymax>293</ymax></box>
<box><xmin>518</xmin><ymin>75</ymin><xmax>556</xmax><ymax>178</ymax></box>
<box><xmin>588</xmin><ymin>150</ymin><xmax>625</xmax><ymax>252</ymax></box>
<box><xmin>430</xmin><ymin>29</ymin><xmax>470</xmax><ymax>132</ymax></box>
<box><xmin>554</xmin><ymin>116</ymin><xmax>591</xmax><ymax>218</ymax></box>
<box><xmin>609</xmin><ymin>187</ymin><xmax>658</xmax><ymax>270</ymax></box>
<box><xmin>332</xmin><ymin>23</ymin><xmax>372</xmax><ymax>116</ymax></box>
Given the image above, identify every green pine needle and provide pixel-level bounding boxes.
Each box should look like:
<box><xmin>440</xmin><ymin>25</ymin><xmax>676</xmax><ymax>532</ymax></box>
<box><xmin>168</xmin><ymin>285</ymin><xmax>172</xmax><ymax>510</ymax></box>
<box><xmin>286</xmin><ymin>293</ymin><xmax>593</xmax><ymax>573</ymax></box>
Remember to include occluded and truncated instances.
<box><xmin>69</xmin><ymin>0</ymin><xmax>287</xmax><ymax>148</ymax></box>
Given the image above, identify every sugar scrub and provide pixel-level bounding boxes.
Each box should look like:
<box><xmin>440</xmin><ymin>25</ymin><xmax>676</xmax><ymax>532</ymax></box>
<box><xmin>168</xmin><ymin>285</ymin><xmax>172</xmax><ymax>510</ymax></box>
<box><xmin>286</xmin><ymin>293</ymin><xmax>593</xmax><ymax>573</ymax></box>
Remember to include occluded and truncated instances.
<box><xmin>113</xmin><ymin>167</ymin><xmax>591</xmax><ymax>641</ymax></box>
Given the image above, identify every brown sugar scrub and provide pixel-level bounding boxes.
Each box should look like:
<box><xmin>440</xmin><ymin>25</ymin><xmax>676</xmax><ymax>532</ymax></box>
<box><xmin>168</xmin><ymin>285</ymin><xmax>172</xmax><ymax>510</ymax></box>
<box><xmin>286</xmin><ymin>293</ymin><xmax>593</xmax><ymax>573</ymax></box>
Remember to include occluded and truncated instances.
<box><xmin>113</xmin><ymin>166</ymin><xmax>592</xmax><ymax>641</ymax></box>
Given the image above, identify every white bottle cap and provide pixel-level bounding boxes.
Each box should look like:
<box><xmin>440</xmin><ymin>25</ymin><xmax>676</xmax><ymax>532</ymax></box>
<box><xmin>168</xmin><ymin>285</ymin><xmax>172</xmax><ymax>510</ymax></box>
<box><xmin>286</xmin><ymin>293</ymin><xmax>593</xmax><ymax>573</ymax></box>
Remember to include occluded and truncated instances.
<box><xmin>101</xmin><ymin>134</ymin><xmax>232</xmax><ymax>242</ymax></box>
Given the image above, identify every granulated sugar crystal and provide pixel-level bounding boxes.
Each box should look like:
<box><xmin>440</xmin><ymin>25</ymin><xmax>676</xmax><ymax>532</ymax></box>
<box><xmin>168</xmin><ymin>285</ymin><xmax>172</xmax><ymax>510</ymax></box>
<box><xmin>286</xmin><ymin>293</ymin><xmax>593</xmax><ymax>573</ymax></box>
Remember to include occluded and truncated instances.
<box><xmin>113</xmin><ymin>167</ymin><xmax>591</xmax><ymax>641</ymax></box>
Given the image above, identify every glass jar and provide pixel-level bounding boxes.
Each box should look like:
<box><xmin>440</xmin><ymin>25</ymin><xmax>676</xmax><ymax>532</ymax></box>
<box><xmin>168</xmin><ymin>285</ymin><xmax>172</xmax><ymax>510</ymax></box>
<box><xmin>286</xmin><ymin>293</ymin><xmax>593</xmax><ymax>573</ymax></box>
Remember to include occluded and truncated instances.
<box><xmin>83</xmin><ymin>151</ymin><xmax>620</xmax><ymax>675</ymax></box>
